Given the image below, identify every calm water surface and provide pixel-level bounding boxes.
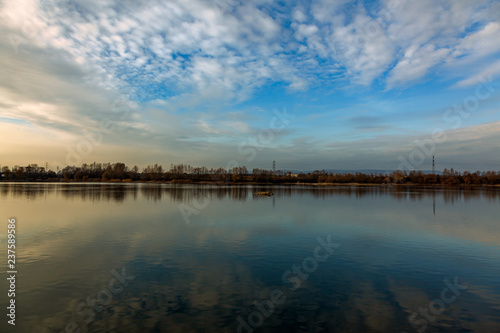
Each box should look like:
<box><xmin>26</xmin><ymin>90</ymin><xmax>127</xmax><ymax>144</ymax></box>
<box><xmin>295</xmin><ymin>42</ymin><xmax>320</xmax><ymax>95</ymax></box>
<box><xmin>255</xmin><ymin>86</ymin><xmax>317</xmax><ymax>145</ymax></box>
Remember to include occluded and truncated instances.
<box><xmin>1</xmin><ymin>183</ymin><xmax>500</xmax><ymax>332</ymax></box>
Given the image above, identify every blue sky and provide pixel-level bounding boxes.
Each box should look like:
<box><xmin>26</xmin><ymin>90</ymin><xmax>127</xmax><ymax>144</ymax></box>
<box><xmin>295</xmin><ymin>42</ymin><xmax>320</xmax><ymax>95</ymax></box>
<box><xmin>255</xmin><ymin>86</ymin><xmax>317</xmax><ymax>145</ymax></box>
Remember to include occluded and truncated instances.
<box><xmin>1</xmin><ymin>0</ymin><xmax>500</xmax><ymax>171</ymax></box>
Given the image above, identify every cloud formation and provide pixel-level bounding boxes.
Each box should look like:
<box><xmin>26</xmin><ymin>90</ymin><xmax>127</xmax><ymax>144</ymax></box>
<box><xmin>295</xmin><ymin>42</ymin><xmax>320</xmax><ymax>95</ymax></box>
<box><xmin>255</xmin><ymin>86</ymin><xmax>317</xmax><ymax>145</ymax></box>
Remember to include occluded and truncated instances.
<box><xmin>0</xmin><ymin>0</ymin><xmax>499</xmax><ymax>170</ymax></box>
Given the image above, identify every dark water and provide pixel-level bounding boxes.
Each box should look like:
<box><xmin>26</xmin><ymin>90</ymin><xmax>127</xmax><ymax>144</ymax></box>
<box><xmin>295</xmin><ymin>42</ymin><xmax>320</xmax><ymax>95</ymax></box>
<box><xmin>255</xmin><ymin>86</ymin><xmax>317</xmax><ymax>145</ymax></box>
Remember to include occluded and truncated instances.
<box><xmin>1</xmin><ymin>183</ymin><xmax>500</xmax><ymax>333</ymax></box>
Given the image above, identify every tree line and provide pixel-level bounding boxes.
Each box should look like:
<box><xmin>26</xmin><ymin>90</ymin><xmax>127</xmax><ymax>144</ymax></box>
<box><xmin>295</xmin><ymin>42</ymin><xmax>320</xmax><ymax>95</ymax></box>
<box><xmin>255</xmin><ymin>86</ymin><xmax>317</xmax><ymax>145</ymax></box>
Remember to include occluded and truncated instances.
<box><xmin>1</xmin><ymin>163</ymin><xmax>500</xmax><ymax>185</ymax></box>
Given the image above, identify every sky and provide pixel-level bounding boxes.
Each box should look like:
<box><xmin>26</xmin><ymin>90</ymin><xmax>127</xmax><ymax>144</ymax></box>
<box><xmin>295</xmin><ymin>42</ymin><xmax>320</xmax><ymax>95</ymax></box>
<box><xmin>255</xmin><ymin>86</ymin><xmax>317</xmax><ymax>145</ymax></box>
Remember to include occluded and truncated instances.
<box><xmin>1</xmin><ymin>0</ymin><xmax>500</xmax><ymax>172</ymax></box>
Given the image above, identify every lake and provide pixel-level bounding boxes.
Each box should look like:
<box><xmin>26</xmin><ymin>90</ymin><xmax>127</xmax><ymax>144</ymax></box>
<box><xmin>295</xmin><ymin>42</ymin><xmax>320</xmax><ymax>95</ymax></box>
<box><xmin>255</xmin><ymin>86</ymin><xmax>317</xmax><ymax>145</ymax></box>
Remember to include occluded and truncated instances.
<box><xmin>1</xmin><ymin>183</ymin><xmax>500</xmax><ymax>332</ymax></box>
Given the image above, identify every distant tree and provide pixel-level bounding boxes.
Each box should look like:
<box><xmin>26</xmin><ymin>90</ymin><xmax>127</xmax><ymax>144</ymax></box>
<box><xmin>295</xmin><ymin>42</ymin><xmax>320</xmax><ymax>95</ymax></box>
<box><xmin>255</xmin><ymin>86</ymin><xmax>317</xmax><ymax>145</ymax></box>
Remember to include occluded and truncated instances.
<box><xmin>2</xmin><ymin>168</ymin><xmax>12</xmax><ymax>179</ymax></box>
<box><xmin>15</xmin><ymin>167</ymin><xmax>24</xmax><ymax>179</ymax></box>
<box><xmin>129</xmin><ymin>165</ymin><xmax>139</xmax><ymax>180</ymax></box>
<box><xmin>102</xmin><ymin>171</ymin><xmax>111</xmax><ymax>181</ymax></box>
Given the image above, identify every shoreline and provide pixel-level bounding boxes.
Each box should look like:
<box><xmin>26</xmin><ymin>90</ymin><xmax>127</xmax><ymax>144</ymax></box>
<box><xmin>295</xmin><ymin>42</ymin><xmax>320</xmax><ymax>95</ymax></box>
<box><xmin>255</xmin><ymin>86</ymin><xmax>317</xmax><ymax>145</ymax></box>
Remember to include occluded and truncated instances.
<box><xmin>1</xmin><ymin>180</ymin><xmax>499</xmax><ymax>188</ymax></box>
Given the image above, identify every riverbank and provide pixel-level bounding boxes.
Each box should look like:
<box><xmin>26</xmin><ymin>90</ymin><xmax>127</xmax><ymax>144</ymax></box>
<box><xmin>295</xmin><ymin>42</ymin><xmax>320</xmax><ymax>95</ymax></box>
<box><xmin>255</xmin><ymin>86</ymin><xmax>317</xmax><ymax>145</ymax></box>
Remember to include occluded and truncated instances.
<box><xmin>1</xmin><ymin>179</ymin><xmax>500</xmax><ymax>187</ymax></box>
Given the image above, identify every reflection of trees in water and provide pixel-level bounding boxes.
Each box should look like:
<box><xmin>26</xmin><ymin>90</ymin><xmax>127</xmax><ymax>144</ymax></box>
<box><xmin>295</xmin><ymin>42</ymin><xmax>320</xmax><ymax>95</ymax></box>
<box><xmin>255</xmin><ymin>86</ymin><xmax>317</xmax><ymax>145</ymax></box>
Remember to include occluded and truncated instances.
<box><xmin>140</xmin><ymin>185</ymin><xmax>251</xmax><ymax>202</ymax></box>
<box><xmin>57</xmin><ymin>184</ymin><xmax>136</xmax><ymax>203</ymax></box>
<box><xmin>62</xmin><ymin>185</ymin><xmax>138</xmax><ymax>203</ymax></box>
<box><xmin>140</xmin><ymin>184</ymin><xmax>164</xmax><ymax>201</ymax></box>
<box><xmin>1</xmin><ymin>184</ymin><xmax>499</xmax><ymax>204</ymax></box>
<box><xmin>0</xmin><ymin>183</ymin><xmax>137</xmax><ymax>203</ymax></box>
<box><xmin>0</xmin><ymin>183</ymin><xmax>58</xmax><ymax>200</ymax></box>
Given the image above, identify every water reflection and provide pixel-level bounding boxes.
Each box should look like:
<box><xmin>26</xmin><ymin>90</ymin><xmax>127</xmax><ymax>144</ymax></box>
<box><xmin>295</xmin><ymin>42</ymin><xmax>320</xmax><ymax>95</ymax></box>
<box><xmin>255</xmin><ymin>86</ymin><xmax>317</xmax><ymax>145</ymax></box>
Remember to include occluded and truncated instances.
<box><xmin>0</xmin><ymin>183</ymin><xmax>499</xmax><ymax>333</ymax></box>
<box><xmin>2</xmin><ymin>182</ymin><xmax>500</xmax><ymax>204</ymax></box>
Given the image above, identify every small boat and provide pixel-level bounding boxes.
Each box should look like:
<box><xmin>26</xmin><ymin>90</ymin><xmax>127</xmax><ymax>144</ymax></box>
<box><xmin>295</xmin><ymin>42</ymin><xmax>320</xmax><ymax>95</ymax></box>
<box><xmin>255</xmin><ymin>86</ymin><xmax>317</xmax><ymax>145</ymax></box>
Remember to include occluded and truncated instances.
<box><xmin>254</xmin><ymin>191</ymin><xmax>274</xmax><ymax>196</ymax></box>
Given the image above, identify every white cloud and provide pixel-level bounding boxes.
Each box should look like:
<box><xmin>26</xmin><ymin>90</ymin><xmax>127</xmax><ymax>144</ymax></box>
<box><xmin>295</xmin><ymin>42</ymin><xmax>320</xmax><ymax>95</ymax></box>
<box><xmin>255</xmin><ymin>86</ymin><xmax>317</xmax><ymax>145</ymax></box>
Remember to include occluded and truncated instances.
<box><xmin>446</xmin><ymin>21</ymin><xmax>500</xmax><ymax>84</ymax></box>
<box><xmin>325</xmin><ymin>10</ymin><xmax>395</xmax><ymax>85</ymax></box>
<box><xmin>455</xmin><ymin>22</ymin><xmax>500</xmax><ymax>59</ymax></box>
<box><xmin>310</xmin><ymin>0</ymin><xmax>351</xmax><ymax>24</ymax></box>
<box><xmin>386</xmin><ymin>44</ymin><xmax>450</xmax><ymax>88</ymax></box>
<box><xmin>0</xmin><ymin>0</ymin><xmax>308</xmax><ymax>103</ymax></box>
<box><xmin>1</xmin><ymin>0</ymin><xmax>500</xmax><ymax>169</ymax></box>
<box><xmin>380</xmin><ymin>0</ymin><xmax>499</xmax><ymax>89</ymax></box>
<box><xmin>454</xmin><ymin>59</ymin><xmax>500</xmax><ymax>88</ymax></box>
<box><xmin>295</xmin><ymin>24</ymin><xmax>319</xmax><ymax>40</ymax></box>
<box><xmin>1</xmin><ymin>0</ymin><xmax>498</xmax><ymax>98</ymax></box>
<box><xmin>292</xmin><ymin>8</ymin><xmax>307</xmax><ymax>23</ymax></box>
